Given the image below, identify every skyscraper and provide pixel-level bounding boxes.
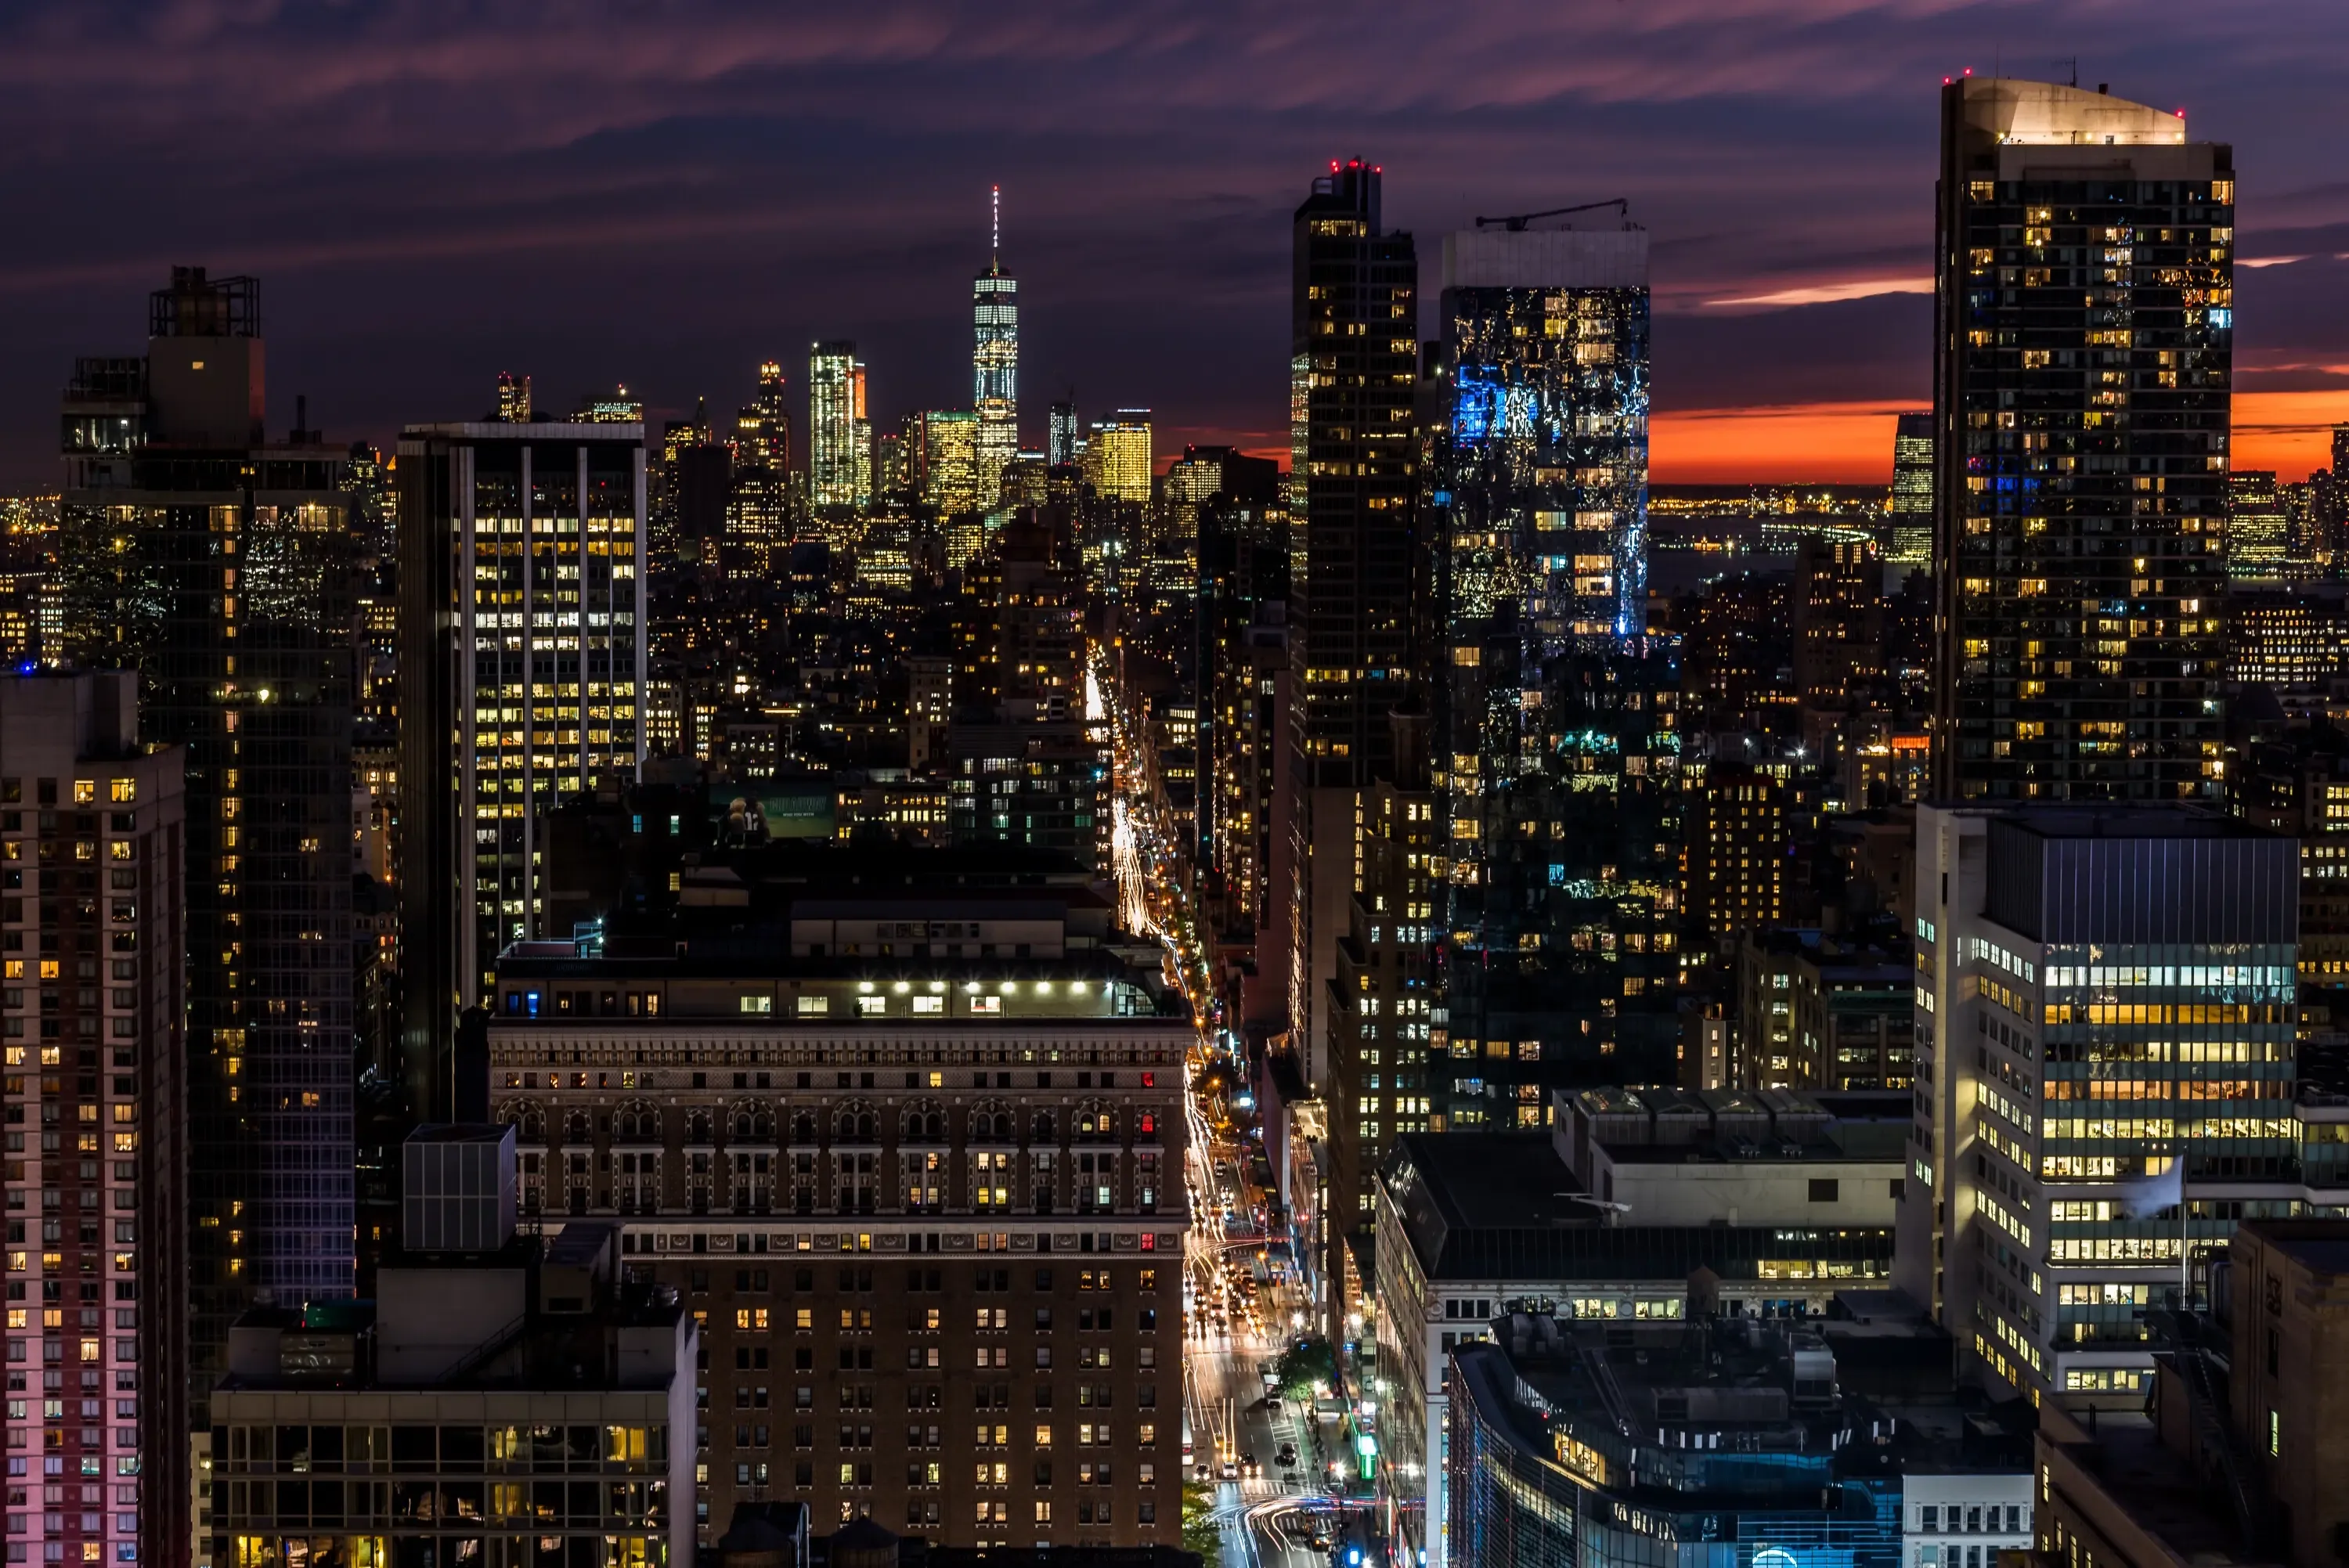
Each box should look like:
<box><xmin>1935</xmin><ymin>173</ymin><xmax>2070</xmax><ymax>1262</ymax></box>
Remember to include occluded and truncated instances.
<box><xmin>808</xmin><ymin>341</ymin><xmax>871</xmax><ymax>510</ymax></box>
<box><xmin>726</xmin><ymin>360</ymin><xmax>794</xmax><ymax>576</ymax></box>
<box><xmin>1888</xmin><ymin>409</ymin><xmax>1933</xmax><ymax>568</ymax></box>
<box><xmin>2228</xmin><ymin>469</ymin><xmax>2288</xmax><ymax>579</ymax></box>
<box><xmin>1903</xmin><ymin>805</ymin><xmax>2300</xmax><ymax>1399</ymax></box>
<box><xmin>56</xmin><ymin>267</ymin><xmax>356</xmax><ymax>1418</ymax></box>
<box><xmin>1081</xmin><ymin>411</ymin><xmax>1153</xmax><ymax>503</ymax></box>
<box><xmin>1932</xmin><ymin>77</ymin><xmax>2231</xmax><ymax>801</ymax></box>
<box><xmin>1434</xmin><ymin>218</ymin><xmax>1651</xmax><ymax>648</ymax></box>
<box><xmin>395</xmin><ymin>419</ymin><xmax>646</xmax><ymax>1119</ymax></box>
<box><xmin>973</xmin><ymin>185</ymin><xmax>1019</xmax><ymax>506</ymax></box>
<box><xmin>919</xmin><ymin>408</ymin><xmax>980</xmax><ymax>516</ymax></box>
<box><xmin>736</xmin><ymin>358</ymin><xmax>792</xmax><ymax>473</ymax></box>
<box><xmin>1422</xmin><ymin>213</ymin><xmax>1678</xmax><ymax>1108</ymax></box>
<box><xmin>1047</xmin><ymin>398</ymin><xmax>1080</xmax><ymax>468</ymax></box>
<box><xmin>1292</xmin><ymin>160</ymin><xmax>1421</xmax><ymax>789</ymax></box>
<box><xmin>0</xmin><ymin>673</ymin><xmax>191</xmax><ymax>1568</ymax></box>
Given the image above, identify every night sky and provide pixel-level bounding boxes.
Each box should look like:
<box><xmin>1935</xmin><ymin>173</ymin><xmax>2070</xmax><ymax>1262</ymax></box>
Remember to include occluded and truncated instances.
<box><xmin>3</xmin><ymin>0</ymin><xmax>2346</xmax><ymax>492</ymax></box>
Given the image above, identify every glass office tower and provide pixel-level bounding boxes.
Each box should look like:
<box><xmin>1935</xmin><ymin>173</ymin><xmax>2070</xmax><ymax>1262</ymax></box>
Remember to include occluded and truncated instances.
<box><xmin>57</xmin><ymin>269</ymin><xmax>356</xmax><ymax>1424</ymax></box>
<box><xmin>1906</xmin><ymin>806</ymin><xmax>2300</xmax><ymax>1400</ymax></box>
<box><xmin>1436</xmin><ymin>222</ymin><xmax>1651</xmax><ymax>651</ymax></box>
<box><xmin>396</xmin><ymin>423</ymin><xmax>645</xmax><ymax>1119</ymax></box>
<box><xmin>1932</xmin><ymin>77</ymin><xmax>2231</xmax><ymax>801</ymax></box>
<box><xmin>808</xmin><ymin>341</ymin><xmax>871</xmax><ymax>511</ymax></box>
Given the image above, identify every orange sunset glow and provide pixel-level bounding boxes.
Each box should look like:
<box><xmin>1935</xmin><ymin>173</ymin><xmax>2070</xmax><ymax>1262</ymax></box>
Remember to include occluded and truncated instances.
<box><xmin>1654</xmin><ymin>391</ymin><xmax>2348</xmax><ymax>485</ymax></box>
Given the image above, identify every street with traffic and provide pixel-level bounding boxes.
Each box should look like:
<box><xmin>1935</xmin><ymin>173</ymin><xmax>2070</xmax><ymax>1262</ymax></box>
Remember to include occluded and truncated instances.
<box><xmin>1090</xmin><ymin>649</ymin><xmax>1361</xmax><ymax>1568</ymax></box>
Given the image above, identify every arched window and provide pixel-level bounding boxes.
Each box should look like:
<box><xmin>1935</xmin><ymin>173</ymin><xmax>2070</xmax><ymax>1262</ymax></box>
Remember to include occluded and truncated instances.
<box><xmin>791</xmin><ymin>1109</ymin><xmax>817</xmax><ymax>1145</ymax></box>
<box><xmin>1031</xmin><ymin>1108</ymin><xmax>1057</xmax><ymax>1144</ymax></box>
<box><xmin>732</xmin><ymin>1101</ymin><xmax>775</xmax><ymax>1143</ymax></box>
<box><xmin>565</xmin><ymin>1111</ymin><xmax>591</xmax><ymax>1145</ymax></box>
<box><xmin>498</xmin><ymin>1100</ymin><xmax>545</xmax><ymax>1143</ymax></box>
<box><xmin>970</xmin><ymin>1099</ymin><xmax>1015</xmax><ymax>1144</ymax></box>
<box><xmin>1076</xmin><ymin>1101</ymin><xmax>1116</xmax><ymax>1141</ymax></box>
<box><xmin>616</xmin><ymin>1101</ymin><xmax>662</xmax><ymax>1143</ymax></box>
<box><xmin>684</xmin><ymin>1109</ymin><xmax>714</xmax><ymax>1146</ymax></box>
<box><xmin>835</xmin><ymin>1102</ymin><xmax>879</xmax><ymax>1145</ymax></box>
<box><xmin>902</xmin><ymin>1101</ymin><xmax>947</xmax><ymax>1144</ymax></box>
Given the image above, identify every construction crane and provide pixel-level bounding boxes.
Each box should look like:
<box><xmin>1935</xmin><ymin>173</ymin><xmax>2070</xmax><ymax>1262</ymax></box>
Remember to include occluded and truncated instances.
<box><xmin>1473</xmin><ymin>198</ymin><xmax>1629</xmax><ymax>232</ymax></box>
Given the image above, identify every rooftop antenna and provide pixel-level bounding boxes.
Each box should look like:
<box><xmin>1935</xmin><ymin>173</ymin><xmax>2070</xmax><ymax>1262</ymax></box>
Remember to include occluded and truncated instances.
<box><xmin>991</xmin><ymin>185</ymin><xmax>1001</xmax><ymax>272</ymax></box>
<box><xmin>2054</xmin><ymin>56</ymin><xmax>2078</xmax><ymax>87</ymax></box>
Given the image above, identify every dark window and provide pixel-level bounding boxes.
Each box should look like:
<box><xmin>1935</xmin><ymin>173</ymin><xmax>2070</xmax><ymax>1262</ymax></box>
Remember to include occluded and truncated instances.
<box><xmin>1807</xmin><ymin>1179</ymin><xmax>1839</xmax><ymax>1203</ymax></box>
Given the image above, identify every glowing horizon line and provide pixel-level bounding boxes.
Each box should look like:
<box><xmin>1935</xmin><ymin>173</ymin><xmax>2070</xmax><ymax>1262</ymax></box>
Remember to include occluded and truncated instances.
<box><xmin>1704</xmin><ymin>276</ymin><xmax>1932</xmax><ymax>308</ymax></box>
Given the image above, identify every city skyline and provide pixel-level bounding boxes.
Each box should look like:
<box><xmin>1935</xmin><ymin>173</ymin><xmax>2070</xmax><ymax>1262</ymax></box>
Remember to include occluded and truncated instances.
<box><xmin>2</xmin><ymin>3</ymin><xmax>2347</xmax><ymax>489</ymax></box>
<box><xmin>5</xmin><ymin>30</ymin><xmax>2349</xmax><ymax>1563</ymax></box>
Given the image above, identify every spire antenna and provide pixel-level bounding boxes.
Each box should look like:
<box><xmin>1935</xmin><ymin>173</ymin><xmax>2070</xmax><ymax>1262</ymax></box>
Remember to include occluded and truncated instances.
<box><xmin>991</xmin><ymin>184</ymin><xmax>1001</xmax><ymax>268</ymax></box>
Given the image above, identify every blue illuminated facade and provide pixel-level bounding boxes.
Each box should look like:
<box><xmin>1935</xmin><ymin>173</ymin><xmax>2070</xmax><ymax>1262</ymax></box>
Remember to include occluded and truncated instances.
<box><xmin>1426</xmin><ymin>223</ymin><xmax>1676</xmax><ymax>1108</ymax></box>
<box><xmin>1432</xmin><ymin>225</ymin><xmax>1650</xmax><ymax>654</ymax></box>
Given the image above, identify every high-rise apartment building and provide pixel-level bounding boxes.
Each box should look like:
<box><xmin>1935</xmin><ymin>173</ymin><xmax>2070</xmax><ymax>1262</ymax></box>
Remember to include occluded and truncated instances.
<box><xmin>1080</xmin><ymin>413</ymin><xmax>1152</xmax><ymax>505</ymax></box>
<box><xmin>1888</xmin><ymin>410</ymin><xmax>1933</xmax><ymax>568</ymax></box>
<box><xmin>973</xmin><ymin>188</ymin><xmax>1019</xmax><ymax>507</ymax></box>
<box><xmin>484</xmin><ymin>883</ymin><xmax>1189</xmax><ymax>1550</ymax></box>
<box><xmin>1683</xmin><ymin>765</ymin><xmax>1788</xmax><ymax>942</ymax></box>
<box><xmin>1194</xmin><ymin>479</ymin><xmax>1294</xmax><ymax>1022</ymax></box>
<box><xmin>0</xmin><ymin>674</ymin><xmax>191</xmax><ymax>1568</ymax></box>
<box><xmin>1932</xmin><ymin>78</ymin><xmax>2231</xmax><ymax>802</ymax></box>
<box><xmin>56</xmin><ymin>268</ymin><xmax>356</xmax><ymax>1418</ymax></box>
<box><xmin>2228</xmin><ymin>468</ymin><xmax>2288</xmax><ymax>580</ymax></box>
<box><xmin>1324</xmin><ymin>778</ymin><xmax>1435</xmax><ymax>1292</ymax></box>
<box><xmin>809</xmin><ymin>344</ymin><xmax>871</xmax><ymax>511</ymax></box>
<box><xmin>1293</xmin><ymin>160</ymin><xmax>1421</xmax><ymax>790</ymax></box>
<box><xmin>395</xmin><ymin>421</ymin><xmax>647</xmax><ymax>1119</ymax></box>
<box><xmin>1903</xmin><ymin>805</ymin><xmax>2300</xmax><ymax>1400</ymax></box>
